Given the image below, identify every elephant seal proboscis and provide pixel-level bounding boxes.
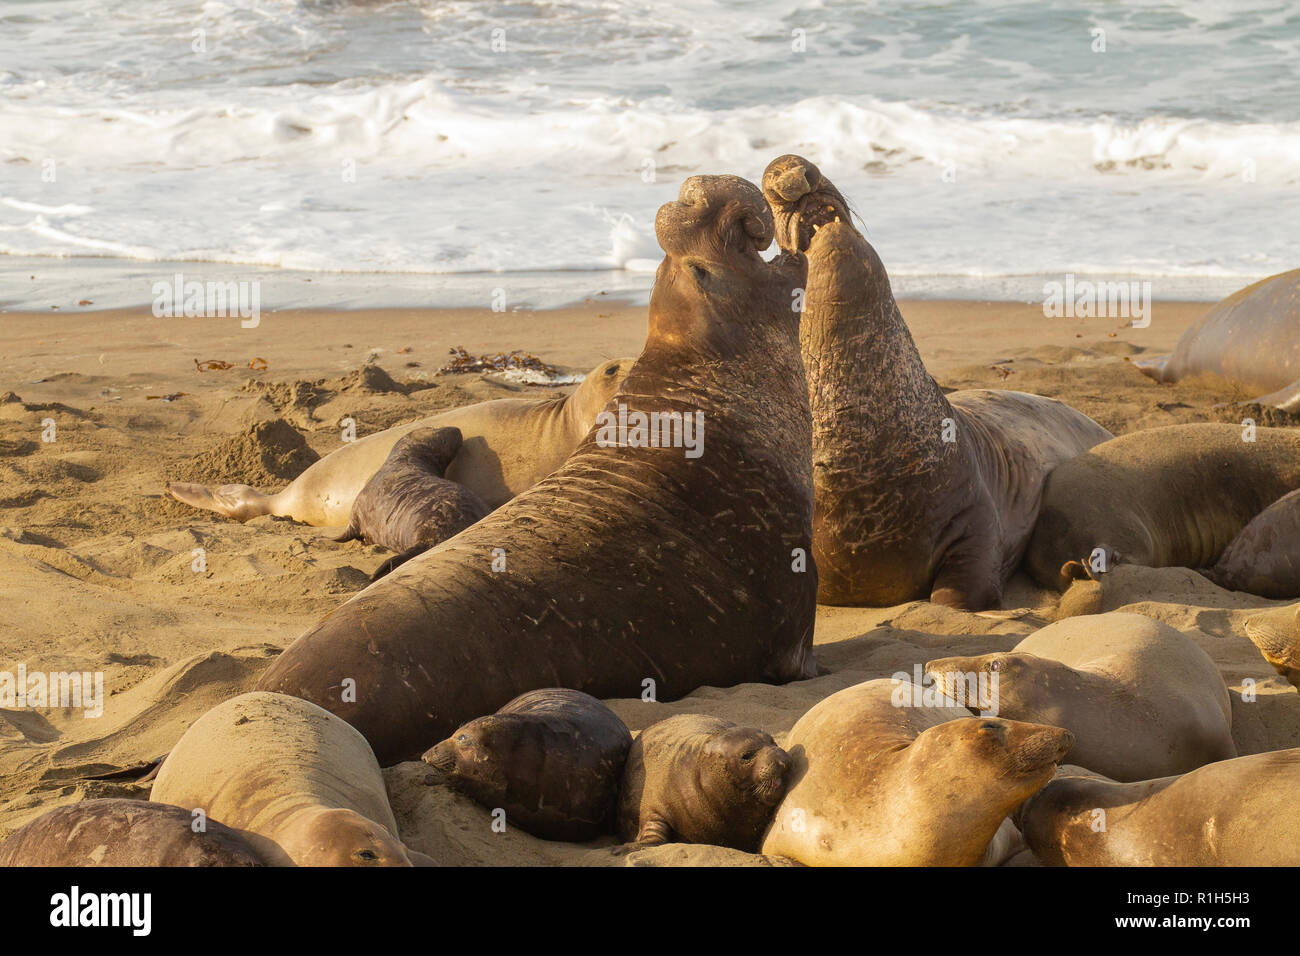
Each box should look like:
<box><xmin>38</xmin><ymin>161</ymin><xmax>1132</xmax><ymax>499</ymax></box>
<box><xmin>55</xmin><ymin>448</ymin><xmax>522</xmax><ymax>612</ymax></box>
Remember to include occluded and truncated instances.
<box><xmin>150</xmin><ymin>692</ymin><xmax>420</xmax><ymax>866</ymax></box>
<box><xmin>760</xmin><ymin>678</ymin><xmax>1073</xmax><ymax>866</ymax></box>
<box><xmin>925</xmin><ymin>612</ymin><xmax>1235</xmax><ymax>781</ymax></box>
<box><xmin>257</xmin><ymin>174</ymin><xmax>818</xmax><ymax>764</ymax></box>
<box><xmin>760</xmin><ymin>154</ymin><xmax>1112</xmax><ymax>609</ymax></box>
<box><xmin>422</xmin><ymin>688</ymin><xmax>632</xmax><ymax>841</ymax></box>
<box><xmin>167</xmin><ymin>357</ymin><xmax>632</xmax><ymax>525</ymax></box>
<box><xmin>1208</xmin><ymin>488</ymin><xmax>1300</xmax><ymax>599</ymax></box>
<box><xmin>1244</xmin><ymin>604</ymin><xmax>1300</xmax><ymax>690</ymax></box>
<box><xmin>617</xmin><ymin>714</ymin><xmax>790</xmax><ymax>852</ymax></box>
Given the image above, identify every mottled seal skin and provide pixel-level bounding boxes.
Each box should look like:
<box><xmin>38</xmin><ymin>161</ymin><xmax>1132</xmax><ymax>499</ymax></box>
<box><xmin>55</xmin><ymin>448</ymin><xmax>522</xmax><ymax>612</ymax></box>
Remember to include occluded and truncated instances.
<box><xmin>257</xmin><ymin>174</ymin><xmax>818</xmax><ymax>765</ymax></box>
<box><xmin>617</xmin><ymin>714</ymin><xmax>790</xmax><ymax>852</ymax></box>
<box><xmin>335</xmin><ymin>426</ymin><xmax>489</xmax><ymax>578</ymax></box>
<box><xmin>1243</xmin><ymin>604</ymin><xmax>1300</xmax><ymax>690</ymax></box>
<box><xmin>925</xmin><ymin>613</ymin><xmax>1235</xmax><ymax>781</ymax></box>
<box><xmin>0</xmin><ymin>799</ymin><xmax>265</xmax><ymax>867</ymax></box>
<box><xmin>1209</xmin><ymin>488</ymin><xmax>1300</xmax><ymax>599</ymax></box>
<box><xmin>1017</xmin><ymin>755</ymin><xmax>1300</xmax><ymax>866</ymax></box>
<box><xmin>1026</xmin><ymin>422</ymin><xmax>1300</xmax><ymax>590</ymax></box>
<box><xmin>422</xmin><ymin>688</ymin><xmax>632</xmax><ymax>842</ymax></box>
<box><xmin>760</xmin><ymin>679</ymin><xmax>1073</xmax><ymax>866</ymax></box>
<box><xmin>761</xmin><ymin>154</ymin><xmax>1112</xmax><ymax>609</ymax></box>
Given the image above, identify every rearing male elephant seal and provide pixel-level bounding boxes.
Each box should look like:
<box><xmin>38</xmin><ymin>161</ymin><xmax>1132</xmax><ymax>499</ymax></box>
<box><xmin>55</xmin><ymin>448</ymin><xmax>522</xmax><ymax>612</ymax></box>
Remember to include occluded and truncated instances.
<box><xmin>422</xmin><ymin>688</ymin><xmax>632</xmax><ymax>842</ymax></box>
<box><xmin>151</xmin><ymin>692</ymin><xmax>420</xmax><ymax>866</ymax></box>
<box><xmin>761</xmin><ymin>154</ymin><xmax>1111</xmax><ymax>609</ymax></box>
<box><xmin>925</xmin><ymin>613</ymin><xmax>1235</xmax><ymax>781</ymax></box>
<box><xmin>1243</xmin><ymin>604</ymin><xmax>1300</xmax><ymax>690</ymax></box>
<box><xmin>258</xmin><ymin>174</ymin><xmax>818</xmax><ymax>765</ymax></box>
<box><xmin>167</xmin><ymin>357</ymin><xmax>631</xmax><ymax>525</ymax></box>
<box><xmin>1208</xmin><ymin>488</ymin><xmax>1300</xmax><ymax>599</ymax></box>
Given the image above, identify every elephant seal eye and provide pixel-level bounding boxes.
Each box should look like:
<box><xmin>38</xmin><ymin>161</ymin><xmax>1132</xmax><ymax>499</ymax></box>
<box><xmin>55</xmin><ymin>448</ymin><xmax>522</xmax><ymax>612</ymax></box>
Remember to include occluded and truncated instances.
<box><xmin>357</xmin><ymin>849</ymin><xmax>378</xmax><ymax>861</ymax></box>
<box><xmin>990</xmin><ymin>660</ymin><xmax>1001</xmax><ymax>672</ymax></box>
<box><xmin>690</xmin><ymin>263</ymin><xmax>709</xmax><ymax>282</ymax></box>
<box><xmin>457</xmin><ymin>734</ymin><xmax>470</xmax><ymax>744</ymax></box>
<box><xmin>604</xmin><ymin>364</ymin><xmax>619</xmax><ymax>375</ymax></box>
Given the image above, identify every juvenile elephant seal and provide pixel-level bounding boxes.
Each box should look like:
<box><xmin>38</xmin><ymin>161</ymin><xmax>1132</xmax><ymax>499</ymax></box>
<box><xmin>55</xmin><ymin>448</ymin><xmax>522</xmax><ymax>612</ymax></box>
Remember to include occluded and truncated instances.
<box><xmin>167</xmin><ymin>357</ymin><xmax>632</xmax><ymax>525</ymax></box>
<box><xmin>760</xmin><ymin>678</ymin><xmax>1073</xmax><ymax>866</ymax></box>
<box><xmin>1018</xmin><ymin>754</ymin><xmax>1300</xmax><ymax>866</ymax></box>
<box><xmin>423</xmin><ymin>688</ymin><xmax>632</xmax><ymax>842</ymax></box>
<box><xmin>151</xmin><ymin>692</ymin><xmax>419</xmax><ymax>866</ymax></box>
<box><xmin>761</xmin><ymin>154</ymin><xmax>1111</xmax><ymax>609</ymax></box>
<box><xmin>1026</xmin><ymin>422</ymin><xmax>1300</xmax><ymax>589</ymax></box>
<box><xmin>617</xmin><ymin>714</ymin><xmax>790</xmax><ymax>852</ymax></box>
<box><xmin>258</xmin><ymin>174</ymin><xmax>818</xmax><ymax>764</ymax></box>
<box><xmin>335</xmin><ymin>425</ymin><xmax>489</xmax><ymax>578</ymax></box>
<box><xmin>0</xmin><ymin>799</ymin><xmax>265</xmax><ymax>867</ymax></box>
<box><xmin>925</xmin><ymin>612</ymin><xmax>1235</xmax><ymax>781</ymax></box>
<box><xmin>1208</xmin><ymin>488</ymin><xmax>1300</xmax><ymax>598</ymax></box>
<box><xmin>1243</xmin><ymin>604</ymin><xmax>1300</xmax><ymax>689</ymax></box>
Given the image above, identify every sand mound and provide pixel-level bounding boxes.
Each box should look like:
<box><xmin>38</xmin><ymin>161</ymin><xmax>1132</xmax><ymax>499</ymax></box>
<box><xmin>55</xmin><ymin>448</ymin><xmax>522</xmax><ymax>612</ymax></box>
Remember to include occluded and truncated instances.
<box><xmin>172</xmin><ymin>418</ymin><xmax>319</xmax><ymax>487</ymax></box>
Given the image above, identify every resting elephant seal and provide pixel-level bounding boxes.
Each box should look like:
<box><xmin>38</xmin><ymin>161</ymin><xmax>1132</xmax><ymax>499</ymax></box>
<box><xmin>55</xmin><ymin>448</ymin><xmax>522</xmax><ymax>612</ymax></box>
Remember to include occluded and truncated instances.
<box><xmin>257</xmin><ymin>174</ymin><xmax>818</xmax><ymax>765</ymax></box>
<box><xmin>1017</xmin><ymin>754</ymin><xmax>1300</xmax><ymax>866</ymax></box>
<box><xmin>1244</xmin><ymin>604</ymin><xmax>1300</xmax><ymax>689</ymax></box>
<box><xmin>423</xmin><ymin>688</ymin><xmax>632</xmax><ymax>842</ymax></box>
<box><xmin>1208</xmin><ymin>488</ymin><xmax>1300</xmax><ymax>599</ymax></box>
<box><xmin>760</xmin><ymin>154</ymin><xmax>1111</xmax><ymax>609</ymax></box>
<box><xmin>167</xmin><ymin>357</ymin><xmax>632</xmax><ymax>525</ymax></box>
<box><xmin>925</xmin><ymin>613</ymin><xmax>1235</xmax><ymax>781</ymax></box>
<box><xmin>760</xmin><ymin>678</ymin><xmax>1073</xmax><ymax>866</ymax></box>
<box><xmin>1026</xmin><ymin>422</ymin><xmax>1300</xmax><ymax>589</ymax></box>
<box><xmin>0</xmin><ymin>799</ymin><xmax>265</xmax><ymax>867</ymax></box>
<box><xmin>151</xmin><ymin>692</ymin><xmax>420</xmax><ymax>866</ymax></box>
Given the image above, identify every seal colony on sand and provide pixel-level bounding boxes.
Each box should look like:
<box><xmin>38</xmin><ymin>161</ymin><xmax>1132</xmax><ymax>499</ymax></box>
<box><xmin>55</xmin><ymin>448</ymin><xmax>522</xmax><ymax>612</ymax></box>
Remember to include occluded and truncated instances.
<box><xmin>1208</xmin><ymin>488</ymin><xmax>1300</xmax><ymax>599</ymax></box>
<box><xmin>760</xmin><ymin>154</ymin><xmax>1111</xmax><ymax>610</ymax></box>
<box><xmin>257</xmin><ymin>174</ymin><xmax>819</xmax><ymax>765</ymax></box>
<box><xmin>166</xmin><ymin>356</ymin><xmax>632</xmax><ymax>525</ymax></box>
<box><xmin>1243</xmin><ymin>604</ymin><xmax>1300</xmax><ymax>689</ymax></box>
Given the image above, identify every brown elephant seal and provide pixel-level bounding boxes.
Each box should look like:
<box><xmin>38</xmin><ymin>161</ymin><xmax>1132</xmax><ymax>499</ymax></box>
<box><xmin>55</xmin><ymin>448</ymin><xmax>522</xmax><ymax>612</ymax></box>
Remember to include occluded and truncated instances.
<box><xmin>617</xmin><ymin>714</ymin><xmax>790</xmax><ymax>852</ymax></box>
<box><xmin>925</xmin><ymin>612</ymin><xmax>1235</xmax><ymax>781</ymax></box>
<box><xmin>761</xmin><ymin>154</ymin><xmax>1111</xmax><ymax>609</ymax></box>
<box><xmin>151</xmin><ymin>691</ymin><xmax>420</xmax><ymax>866</ymax></box>
<box><xmin>1207</xmin><ymin>488</ymin><xmax>1300</xmax><ymax>599</ymax></box>
<box><xmin>335</xmin><ymin>425</ymin><xmax>489</xmax><ymax>578</ymax></box>
<box><xmin>257</xmin><ymin>174</ymin><xmax>818</xmax><ymax>765</ymax></box>
<box><xmin>0</xmin><ymin>799</ymin><xmax>265</xmax><ymax>867</ymax></box>
<box><xmin>1017</xmin><ymin>754</ymin><xmax>1300</xmax><ymax>866</ymax></box>
<box><xmin>1026</xmin><ymin>422</ymin><xmax>1300</xmax><ymax>590</ymax></box>
<box><xmin>760</xmin><ymin>678</ymin><xmax>1073</xmax><ymax>866</ymax></box>
<box><xmin>422</xmin><ymin>688</ymin><xmax>632</xmax><ymax>842</ymax></box>
<box><xmin>1244</xmin><ymin>604</ymin><xmax>1300</xmax><ymax>689</ymax></box>
<box><xmin>167</xmin><ymin>356</ymin><xmax>632</xmax><ymax>525</ymax></box>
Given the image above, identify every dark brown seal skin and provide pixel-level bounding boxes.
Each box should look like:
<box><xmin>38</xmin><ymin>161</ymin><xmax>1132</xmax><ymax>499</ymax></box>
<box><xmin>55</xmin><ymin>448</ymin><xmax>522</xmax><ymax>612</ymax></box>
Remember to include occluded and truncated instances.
<box><xmin>257</xmin><ymin>174</ymin><xmax>817</xmax><ymax>766</ymax></box>
<box><xmin>334</xmin><ymin>426</ymin><xmax>490</xmax><ymax>580</ymax></box>
<box><xmin>422</xmin><ymin>688</ymin><xmax>632</xmax><ymax>842</ymax></box>
<box><xmin>1208</xmin><ymin>488</ymin><xmax>1300</xmax><ymax>599</ymax></box>
<box><xmin>0</xmin><ymin>799</ymin><xmax>266</xmax><ymax>867</ymax></box>
<box><xmin>616</xmin><ymin>714</ymin><xmax>790</xmax><ymax>852</ymax></box>
<box><xmin>1243</xmin><ymin>604</ymin><xmax>1300</xmax><ymax>690</ymax></box>
<box><xmin>760</xmin><ymin>154</ymin><xmax>1111</xmax><ymax>609</ymax></box>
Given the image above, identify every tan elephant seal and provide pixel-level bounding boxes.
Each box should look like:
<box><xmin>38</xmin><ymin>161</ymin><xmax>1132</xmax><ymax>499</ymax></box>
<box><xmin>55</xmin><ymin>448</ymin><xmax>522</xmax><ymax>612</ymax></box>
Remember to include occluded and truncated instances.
<box><xmin>760</xmin><ymin>678</ymin><xmax>1073</xmax><ymax>866</ymax></box>
<box><xmin>761</xmin><ymin>154</ymin><xmax>1111</xmax><ymax>609</ymax></box>
<box><xmin>1208</xmin><ymin>488</ymin><xmax>1300</xmax><ymax>599</ymax></box>
<box><xmin>151</xmin><ymin>692</ymin><xmax>420</xmax><ymax>866</ymax></box>
<box><xmin>925</xmin><ymin>612</ymin><xmax>1235</xmax><ymax>781</ymax></box>
<box><xmin>167</xmin><ymin>357</ymin><xmax>632</xmax><ymax>525</ymax></box>
<box><xmin>1243</xmin><ymin>604</ymin><xmax>1300</xmax><ymax>689</ymax></box>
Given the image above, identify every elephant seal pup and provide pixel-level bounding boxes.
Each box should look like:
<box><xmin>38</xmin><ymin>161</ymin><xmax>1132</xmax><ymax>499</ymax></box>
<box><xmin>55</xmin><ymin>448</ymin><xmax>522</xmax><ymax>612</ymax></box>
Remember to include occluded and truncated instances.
<box><xmin>257</xmin><ymin>174</ymin><xmax>818</xmax><ymax>764</ymax></box>
<box><xmin>0</xmin><ymin>799</ymin><xmax>265</xmax><ymax>867</ymax></box>
<box><xmin>151</xmin><ymin>692</ymin><xmax>419</xmax><ymax>866</ymax></box>
<box><xmin>760</xmin><ymin>678</ymin><xmax>1073</xmax><ymax>866</ymax></box>
<box><xmin>925</xmin><ymin>612</ymin><xmax>1235</xmax><ymax>781</ymax></box>
<box><xmin>761</xmin><ymin>154</ymin><xmax>1111</xmax><ymax>609</ymax></box>
<box><xmin>1243</xmin><ymin>604</ymin><xmax>1300</xmax><ymax>689</ymax></box>
<box><xmin>1026</xmin><ymin>423</ymin><xmax>1300</xmax><ymax>589</ymax></box>
<box><xmin>167</xmin><ymin>357</ymin><xmax>632</xmax><ymax>525</ymax></box>
<box><xmin>1208</xmin><ymin>488</ymin><xmax>1300</xmax><ymax>599</ymax></box>
<box><xmin>1018</xmin><ymin>754</ymin><xmax>1300</xmax><ymax>866</ymax></box>
<box><xmin>423</xmin><ymin>688</ymin><xmax>632</xmax><ymax>842</ymax></box>
<box><xmin>617</xmin><ymin>714</ymin><xmax>790</xmax><ymax>852</ymax></box>
<box><xmin>335</xmin><ymin>426</ymin><xmax>489</xmax><ymax>578</ymax></box>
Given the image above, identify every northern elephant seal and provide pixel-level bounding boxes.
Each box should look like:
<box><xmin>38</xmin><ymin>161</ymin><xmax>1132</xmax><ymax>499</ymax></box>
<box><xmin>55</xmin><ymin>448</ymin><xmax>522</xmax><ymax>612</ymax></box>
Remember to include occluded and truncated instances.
<box><xmin>151</xmin><ymin>691</ymin><xmax>420</xmax><ymax>866</ymax></box>
<box><xmin>257</xmin><ymin>174</ymin><xmax>818</xmax><ymax>764</ymax></box>
<box><xmin>925</xmin><ymin>612</ymin><xmax>1235</xmax><ymax>781</ymax></box>
<box><xmin>423</xmin><ymin>688</ymin><xmax>632</xmax><ymax>842</ymax></box>
<box><xmin>1243</xmin><ymin>604</ymin><xmax>1300</xmax><ymax>689</ymax></box>
<box><xmin>1208</xmin><ymin>488</ymin><xmax>1300</xmax><ymax>599</ymax></box>
<box><xmin>761</xmin><ymin>154</ymin><xmax>1111</xmax><ymax>609</ymax></box>
<box><xmin>167</xmin><ymin>357</ymin><xmax>632</xmax><ymax>525</ymax></box>
<box><xmin>617</xmin><ymin>714</ymin><xmax>790</xmax><ymax>852</ymax></box>
<box><xmin>760</xmin><ymin>678</ymin><xmax>1073</xmax><ymax>866</ymax></box>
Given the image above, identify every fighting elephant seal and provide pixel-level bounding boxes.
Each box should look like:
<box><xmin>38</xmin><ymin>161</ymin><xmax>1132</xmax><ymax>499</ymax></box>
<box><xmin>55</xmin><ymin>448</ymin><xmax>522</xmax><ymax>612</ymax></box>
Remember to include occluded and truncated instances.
<box><xmin>760</xmin><ymin>678</ymin><xmax>1073</xmax><ymax>866</ymax></box>
<box><xmin>925</xmin><ymin>613</ymin><xmax>1235</xmax><ymax>781</ymax></box>
<box><xmin>257</xmin><ymin>174</ymin><xmax>818</xmax><ymax>765</ymax></box>
<box><xmin>1208</xmin><ymin>488</ymin><xmax>1300</xmax><ymax>599</ymax></box>
<box><xmin>1243</xmin><ymin>604</ymin><xmax>1300</xmax><ymax>690</ymax></box>
<box><xmin>167</xmin><ymin>357</ymin><xmax>631</xmax><ymax>525</ymax></box>
<box><xmin>761</xmin><ymin>154</ymin><xmax>1111</xmax><ymax>609</ymax></box>
<box><xmin>1026</xmin><ymin>422</ymin><xmax>1300</xmax><ymax>590</ymax></box>
<box><xmin>151</xmin><ymin>692</ymin><xmax>421</xmax><ymax>866</ymax></box>
<box><xmin>423</xmin><ymin>688</ymin><xmax>632</xmax><ymax>842</ymax></box>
